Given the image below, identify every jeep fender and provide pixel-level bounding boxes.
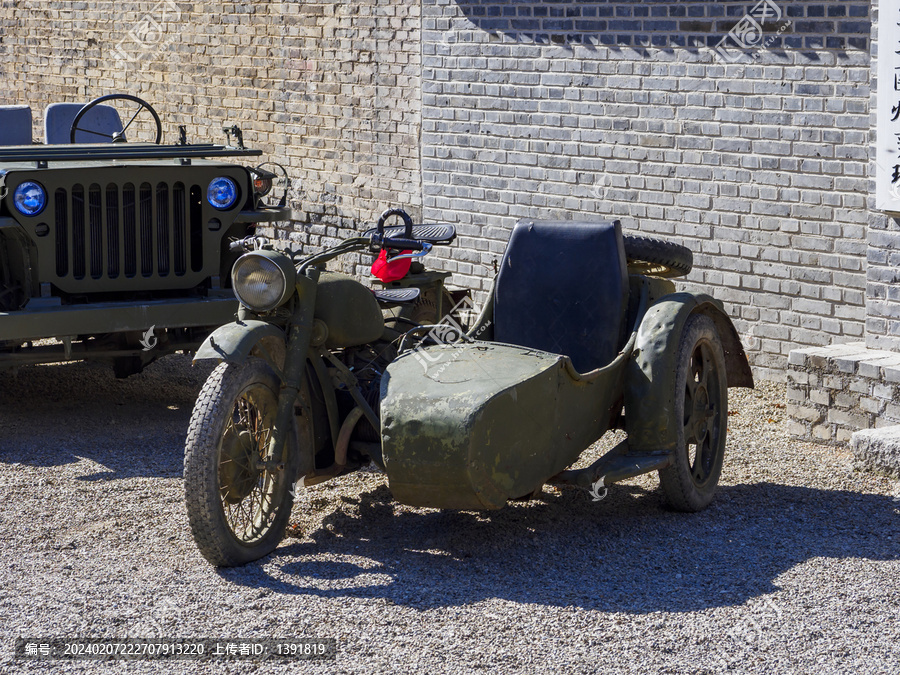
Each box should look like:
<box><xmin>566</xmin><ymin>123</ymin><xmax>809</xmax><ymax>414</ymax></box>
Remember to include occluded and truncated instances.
<box><xmin>624</xmin><ymin>293</ymin><xmax>754</xmax><ymax>454</ymax></box>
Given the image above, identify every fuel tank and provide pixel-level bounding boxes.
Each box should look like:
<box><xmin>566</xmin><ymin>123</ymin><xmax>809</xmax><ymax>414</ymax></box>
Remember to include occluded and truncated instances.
<box><xmin>314</xmin><ymin>272</ymin><xmax>384</xmax><ymax>349</ymax></box>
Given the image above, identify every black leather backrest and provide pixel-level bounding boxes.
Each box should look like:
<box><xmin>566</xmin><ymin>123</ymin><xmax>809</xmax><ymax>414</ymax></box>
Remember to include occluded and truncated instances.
<box><xmin>493</xmin><ymin>219</ymin><xmax>629</xmax><ymax>373</ymax></box>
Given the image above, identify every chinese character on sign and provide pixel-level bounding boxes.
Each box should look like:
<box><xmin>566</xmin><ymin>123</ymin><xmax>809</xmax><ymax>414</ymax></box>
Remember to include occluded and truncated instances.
<box><xmin>876</xmin><ymin>0</ymin><xmax>900</xmax><ymax>211</ymax></box>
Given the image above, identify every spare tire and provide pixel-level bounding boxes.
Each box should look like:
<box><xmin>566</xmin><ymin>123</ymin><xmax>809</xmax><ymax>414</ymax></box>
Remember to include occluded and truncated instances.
<box><xmin>623</xmin><ymin>234</ymin><xmax>693</xmax><ymax>278</ymax></box>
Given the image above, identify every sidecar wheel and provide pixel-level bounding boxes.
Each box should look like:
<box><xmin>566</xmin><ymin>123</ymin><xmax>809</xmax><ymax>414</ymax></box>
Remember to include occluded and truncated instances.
<box><xmin>658</xmin><ymin>314</ymin><xmax>728</xmax><ymax>512</ymax></box>
<box><xmin>184</xmin><ymin>358</ymin><xmax>299</xmax><ymax>567</ymax></box>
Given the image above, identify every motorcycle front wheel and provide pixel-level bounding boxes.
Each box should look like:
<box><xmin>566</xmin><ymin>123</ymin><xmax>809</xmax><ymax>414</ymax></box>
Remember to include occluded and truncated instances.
<box><xmin>184</xmin><ymin>357</ymin><xmax>299</xmax><ymax>567</ymax></box>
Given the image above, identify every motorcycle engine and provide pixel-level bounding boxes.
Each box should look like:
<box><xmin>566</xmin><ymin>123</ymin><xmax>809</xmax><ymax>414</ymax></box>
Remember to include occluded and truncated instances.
<box><xmin>346</xmin><ymin>341</ymin><xmax>396</xmax><ymax>443</ymax></box>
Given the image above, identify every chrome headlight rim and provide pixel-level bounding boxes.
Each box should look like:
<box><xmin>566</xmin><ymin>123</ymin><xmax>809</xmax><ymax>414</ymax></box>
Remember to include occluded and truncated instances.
<box><xmin>12</xmin><ymin>180</ymin><xmax>47</xmax><ymax>217</ymax></box>
<box><xmin>207</xmin><ymin>176</ymin><xmax>240</xmax><ymax>211</ymax></box>
<box><xmin>231</xmin><ymin>250</ymin><xmax>296</xmax><ymax>312</ymax></box>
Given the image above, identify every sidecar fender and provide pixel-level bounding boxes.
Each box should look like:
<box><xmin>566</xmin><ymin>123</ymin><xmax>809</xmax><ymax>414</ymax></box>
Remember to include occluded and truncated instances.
<box><xmin>193</xmin><ymin>320</ymin><xmax>286</xmax><ymax>367</ymax></box>
<box><xmin>624</xmin><ymin>293</ymin><xmax>753</xmax><ymax>454</ymax></box>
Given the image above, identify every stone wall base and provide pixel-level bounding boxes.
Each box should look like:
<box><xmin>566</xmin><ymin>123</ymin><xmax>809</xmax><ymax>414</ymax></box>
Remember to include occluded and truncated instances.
<box><xmin>786</xmin><ymin>342</ymin><xmax>900</xmax><ymax>446</ymax></box>
<box><xmin>851</xmin><ymin>427</ymin><xmax>900</xmax><ymax>478</ymax></box>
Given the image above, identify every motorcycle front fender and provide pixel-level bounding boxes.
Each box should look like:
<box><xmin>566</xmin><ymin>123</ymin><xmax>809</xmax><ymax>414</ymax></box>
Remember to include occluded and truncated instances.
<box><xmin>193</xmin><ymin>319</ymin><xmax>286</xmax><ymax>369</ymax></box>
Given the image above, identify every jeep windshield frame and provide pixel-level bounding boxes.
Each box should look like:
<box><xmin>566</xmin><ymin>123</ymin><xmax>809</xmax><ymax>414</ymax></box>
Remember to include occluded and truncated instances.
<box><xmin>0</xmin><ymin>143</ymin><xmax>262</xmax><ymax>163</ymax></box>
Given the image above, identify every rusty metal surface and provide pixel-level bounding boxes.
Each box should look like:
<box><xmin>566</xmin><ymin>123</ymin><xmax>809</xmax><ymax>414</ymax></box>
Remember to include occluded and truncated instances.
<box><xmin>193</xmin><ymin>319</ymin><xmax>285</xmax><ymax>365</ymax></box>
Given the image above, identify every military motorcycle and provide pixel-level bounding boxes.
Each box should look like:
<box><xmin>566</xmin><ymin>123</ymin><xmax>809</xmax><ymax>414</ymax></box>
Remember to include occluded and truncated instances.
<box><xmin>184</xmin><ymin>210</ymin><xmax>753</xmax><ymax>567</ymax></box>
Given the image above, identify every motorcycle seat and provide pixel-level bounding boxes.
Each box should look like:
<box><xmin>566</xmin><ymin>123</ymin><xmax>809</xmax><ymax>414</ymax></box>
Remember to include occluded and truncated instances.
<box><xmin>363</xmin><ymin>223</ymin><xmax>457</xmax><ymax>245</ymax></box>
<box><xmin>492</xmin><ymin>219</ymin><xmax>629</xmax><ymax>373</ymax></box>
<box><xmin>372</xmin><ymin>287</ymin><xmax>421</xmax><ymax>305</ymax></box>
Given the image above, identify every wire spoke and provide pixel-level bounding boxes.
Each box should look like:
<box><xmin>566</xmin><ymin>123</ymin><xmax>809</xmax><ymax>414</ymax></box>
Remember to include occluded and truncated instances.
<box><xmin>72</xmin><ymin>126</ymin><xmax>114</xmax><ymax>139</ymax></box>
<box><xmin>120</xmin><ymin>106</ymin><xmax>144</xmax><ymax>133</ymax></box>
<box><xmin>217</xmin><ymin>381</ymin><xmax>285</xmax><ymax>543</ymax></box>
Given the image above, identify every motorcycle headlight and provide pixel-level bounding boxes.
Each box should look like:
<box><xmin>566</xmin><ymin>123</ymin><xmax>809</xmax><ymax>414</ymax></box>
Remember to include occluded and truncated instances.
<box><xmin>231</xmin><ymin>250</ymin><xmax>296</xmax><ymax>312</ymax></box>
<box><xmin>207</xmin><ymin>176</ymin><xmax>239</xmax><ymax>210</ymax></box>
<box><xmin>13</xmin><ymin>181</ymin><xmax>47</xmax><ymax>217</ymax></box>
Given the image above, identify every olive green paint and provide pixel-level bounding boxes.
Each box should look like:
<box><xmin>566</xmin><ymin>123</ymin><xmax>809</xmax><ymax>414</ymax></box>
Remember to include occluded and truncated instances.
<box><xmin>624</xmin><ymin>293</ymin><xmax>754</xmax><ymax>453</ymax></box>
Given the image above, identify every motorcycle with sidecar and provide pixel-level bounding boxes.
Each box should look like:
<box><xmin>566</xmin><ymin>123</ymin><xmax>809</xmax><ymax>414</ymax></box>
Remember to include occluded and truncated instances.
<box><xmin>183</xmin><ymin>209</ymin><xmax>753</xmax><ymax>567</ymax></box>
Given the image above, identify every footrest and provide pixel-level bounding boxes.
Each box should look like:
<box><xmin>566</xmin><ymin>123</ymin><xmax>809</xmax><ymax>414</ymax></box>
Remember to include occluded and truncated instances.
<box><xmin>363</xmin><ymin>223</ymin><xmax>457</xmax><ymax>245</ymax></box>
<box><xmin>372</xmin><ymin>288</ymin><xmax>420</xmax><ymax>304</ymax></box>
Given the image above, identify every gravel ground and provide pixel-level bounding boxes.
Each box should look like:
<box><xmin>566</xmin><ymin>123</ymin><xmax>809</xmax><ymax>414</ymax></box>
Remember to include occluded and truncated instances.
<box><xmin>1</xmin><ymin>355</ymin><xmax>898</xmax><ymax>674</ymax></box>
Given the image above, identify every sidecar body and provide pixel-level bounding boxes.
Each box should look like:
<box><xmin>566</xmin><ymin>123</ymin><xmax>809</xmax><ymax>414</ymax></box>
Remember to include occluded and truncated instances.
<box><xmin>380</xmin><ymin>219</ymin><xmax>753</xmax><ymax>510</ymax></box>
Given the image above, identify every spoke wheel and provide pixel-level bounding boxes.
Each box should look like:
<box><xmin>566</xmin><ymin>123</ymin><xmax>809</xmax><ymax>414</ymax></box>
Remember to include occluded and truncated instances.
<box><xmin>184</xmin><ymin>358</ymin><xmax>299</xmax><ymax>566</ymax></box>
<box><xmin>658</xmin><ymin>314</ymin><xmax>728</xmax><ymax>511</ymax></box>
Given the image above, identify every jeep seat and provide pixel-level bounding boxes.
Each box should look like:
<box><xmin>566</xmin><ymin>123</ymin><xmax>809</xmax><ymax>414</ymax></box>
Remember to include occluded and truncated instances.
<box><xmin>0</xmin><ymin>105</ymin><xmax>32</xmax><ymax>145</ymax></box>
<box><xmin>492</xmin><ymin>219</ymin><xmax>629</xmax><ymax>373</ymax></box>
<box><xmin>44</xmin><ymin>102</ymin><xmax>124</xmax><ymax>144</ymax></box>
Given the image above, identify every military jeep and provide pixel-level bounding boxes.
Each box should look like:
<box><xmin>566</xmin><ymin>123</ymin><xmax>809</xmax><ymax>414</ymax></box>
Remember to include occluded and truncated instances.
<box><xmin>0</xmin><ymin>94</ymin><xmax>289</xmax><ymax>376</ymax></box>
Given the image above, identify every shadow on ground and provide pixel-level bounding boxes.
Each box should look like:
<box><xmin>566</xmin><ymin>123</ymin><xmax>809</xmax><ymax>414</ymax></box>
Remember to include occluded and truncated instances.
<box><xmin>223</xmin><ymin>480</ymin><xmax>900</xmax><ymax>614</ymax></box>
<box><xmin>0</xmin><ymin>356</ymin><xmax>211</xmax><ymax>479</ymax></box>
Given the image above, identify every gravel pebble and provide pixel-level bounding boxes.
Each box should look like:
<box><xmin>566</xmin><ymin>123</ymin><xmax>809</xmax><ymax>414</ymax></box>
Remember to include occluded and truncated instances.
<box><xmin>1</xmin><ymin>356</ymin><xmax>898</xmax><ymax>674</ymax></box>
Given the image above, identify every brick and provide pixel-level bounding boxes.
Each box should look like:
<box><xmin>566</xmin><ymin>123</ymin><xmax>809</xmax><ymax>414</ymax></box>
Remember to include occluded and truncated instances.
<box><xmin>836</xmin><ymin>428</ymin><xmax>855</xmax><ymax>444</ymax></box>
<box><xmin>810</xmin><ymin>389</ymin><xmax>830</xmax><ymax>406</ymax></box>
<box><xmin>873</xmin><ymin>384</ymin><xmax>896</xmax><ymax>401</ymax></box>
<box><xmin>823</xmin><ymin>375</ymin><xmax>845</xmax><ymax>390</ymax></box>
<box><xmin>827</xmin><ymin>408</ymin><xmax>869</xmax><ymax>429</ymax></box>
<box><xmin>788</xmin><ymin>351</ymin><xmax>809</xmax><ymax>367</ymax></box>
<box><xmin>860</xmin><ymin>397</ymin><xmax>883</xmax><ymax>415</ymax></box>
<box><xmin>812</xmin><ymin>424</ymin><xmax>833</xmax><ymax>441</ymax></box>
<box><xmin>786</xmin><ymin>385</ymin><xmax>806</xmax><ymax>402</ymax></box>
<box><xmin>786</xmin><ymin>421</ymin><xmax>809</xmax><ymax>438</ymax></box>
<box><xmin>834</xmin><ymin>391</ymin><xmax>860</xmax><ymax>409</ymax></box>
<box><xmin>787</xmin><ymin>370</ymin><xmax>809</xmax><ymax>385</ymax></box>
<box><xmin>787</xmin><ymin>404</ymin><xmax>824</xmax><ymax>423</ymax></box>
<box><xmin>849</xmin><ymin>378</ymin><xmax>870</xmax><ymax>395</ymax></box>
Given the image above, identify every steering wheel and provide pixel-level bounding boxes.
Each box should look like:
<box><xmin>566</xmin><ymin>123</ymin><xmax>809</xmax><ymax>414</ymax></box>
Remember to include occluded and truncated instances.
<box><xmin>69</xmin><ymin>94</ymin><xmax>163</xmax><ymax>144</ymax></box>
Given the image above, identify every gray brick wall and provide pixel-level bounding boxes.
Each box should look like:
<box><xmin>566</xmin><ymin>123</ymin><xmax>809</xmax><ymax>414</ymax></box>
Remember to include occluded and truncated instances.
<box><xmin>422</xmin><ymin>0</ymin><xmax>873</xmax><ymax>381</ymax></box>
<box><xmin>0</xmin><ymin>1</ymin><xmax>890</xmax><ymax>381</ymax></box>
<box><xmin>867</xmin><ymin>213</ymin><xmax>900</xmax><ymax>349</ymax></box>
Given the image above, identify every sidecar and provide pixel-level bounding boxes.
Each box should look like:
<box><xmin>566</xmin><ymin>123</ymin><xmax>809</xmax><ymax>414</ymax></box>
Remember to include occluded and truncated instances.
<box><xmin>380</xmin><ymin>220</ymin><xmax>753</xmax><ymax>512</ymax></box>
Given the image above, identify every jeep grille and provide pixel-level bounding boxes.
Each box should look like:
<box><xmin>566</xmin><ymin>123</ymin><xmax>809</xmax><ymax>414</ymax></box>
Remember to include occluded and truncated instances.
<box><xmin>8</xmin><ymin>165</ymin><xmax>246</xmax><ymax>295</ymax></box>
<box><xmin>53</xmin><ymin>181</ymin><xmax>203</xmax><ymax>282</ymax></box>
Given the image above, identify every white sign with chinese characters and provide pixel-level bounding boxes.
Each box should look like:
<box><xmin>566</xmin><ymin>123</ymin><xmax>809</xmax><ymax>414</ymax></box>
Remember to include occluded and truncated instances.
<box><xmin>876</xmin><ymin>1</ymin><xmax>900</xmax><ymax>213</ymax></box>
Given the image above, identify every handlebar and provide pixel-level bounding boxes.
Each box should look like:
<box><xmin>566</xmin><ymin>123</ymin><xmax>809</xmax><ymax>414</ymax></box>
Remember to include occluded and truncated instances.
<box><xmin>380</xmin><ymin>237</ymin><xmax>425</xmax><ymax>251</ymax></box>
<box><xmin>229</xmin><ymin>207</ymin><xmax>432</xmax><ymax>273</ymax></box>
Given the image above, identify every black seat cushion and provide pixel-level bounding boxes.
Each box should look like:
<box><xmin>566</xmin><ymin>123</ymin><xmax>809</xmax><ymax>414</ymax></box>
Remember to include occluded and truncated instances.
<box><xmin>493</xmin><ymin>219</ymin><xmax>629</xmax><ymax>372</ymax></box>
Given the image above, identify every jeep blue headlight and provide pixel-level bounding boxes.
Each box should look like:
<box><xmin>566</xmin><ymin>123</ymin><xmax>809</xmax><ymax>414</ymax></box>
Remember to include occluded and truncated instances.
<box><xmin>13</xmin><ymin>181</ymin><xmax>47</xmax><ymax>217</ymax></box>
<box><xmin>207</xmin><ymin>176</ymin><xmax>239</xmax><ymax>210</ymax></box>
